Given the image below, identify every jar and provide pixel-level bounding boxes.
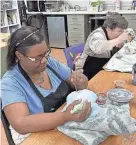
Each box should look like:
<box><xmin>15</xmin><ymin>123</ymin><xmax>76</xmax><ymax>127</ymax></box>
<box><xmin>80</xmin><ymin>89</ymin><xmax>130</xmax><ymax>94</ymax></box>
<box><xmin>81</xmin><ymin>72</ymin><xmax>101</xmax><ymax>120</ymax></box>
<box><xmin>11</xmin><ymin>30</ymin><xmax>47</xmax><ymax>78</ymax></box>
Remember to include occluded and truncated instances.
<box><xmin>115</xmin><ymin>0</ymin><xmax>120</xmax><ymax>11</ymax></box>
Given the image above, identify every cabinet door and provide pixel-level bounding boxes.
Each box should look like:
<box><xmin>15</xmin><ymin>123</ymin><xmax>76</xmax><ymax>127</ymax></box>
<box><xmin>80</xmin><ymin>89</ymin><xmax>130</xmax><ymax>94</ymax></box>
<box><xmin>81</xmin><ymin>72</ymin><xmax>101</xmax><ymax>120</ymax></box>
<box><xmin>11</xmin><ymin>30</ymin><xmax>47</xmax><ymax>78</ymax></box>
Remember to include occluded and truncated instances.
<box><xmin>47</xmin><ymin>17</ymin><xmax>66</xmax><ymax>48</ymax></box>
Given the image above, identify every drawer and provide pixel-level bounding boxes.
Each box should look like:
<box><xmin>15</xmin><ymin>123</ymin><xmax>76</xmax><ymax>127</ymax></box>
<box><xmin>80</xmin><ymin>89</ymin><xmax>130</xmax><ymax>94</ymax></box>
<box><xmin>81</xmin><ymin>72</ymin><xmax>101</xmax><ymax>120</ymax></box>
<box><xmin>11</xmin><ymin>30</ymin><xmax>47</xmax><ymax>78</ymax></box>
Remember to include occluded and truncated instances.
<box><xmin>68</xmin><ymin>27</ymin><xmax>84</xmax><ymax>34</ymax></box>
<box><xmin>67</xmin><ymin>15</ymin><xmax>84</xmax><ymax>23</ymax></box>
<box><xmin>67</xmin><ymin>22</ymin><xmax>84</xmax><ymax>29</ymax></box>
<box><xmin>68</xmin><ymin>37</ymin><xmax>85</xmax><ymax>46</ymax></box>
<box><xmin>67</xmin><ymin>20</ymin><xmax>84</xmax><ymax>25</ymax></box>
<box><xmin>68</xmin><ymin>31</ymin><xmax>85</xmax><ymax>37</ymax></box>
<box><xmin>68</xmin><ymin>32</ymin><xmax>84</xmax><ymax>39</ymax></box>
<box><xmin>68</xmin><ymin>36</ymin><xmax>85</xmax><ymax>41</ymax></box>
<box><xmin>69</xmin><ymin>40</ymin><xmax>84</xmax><ymax>46</ymax></box>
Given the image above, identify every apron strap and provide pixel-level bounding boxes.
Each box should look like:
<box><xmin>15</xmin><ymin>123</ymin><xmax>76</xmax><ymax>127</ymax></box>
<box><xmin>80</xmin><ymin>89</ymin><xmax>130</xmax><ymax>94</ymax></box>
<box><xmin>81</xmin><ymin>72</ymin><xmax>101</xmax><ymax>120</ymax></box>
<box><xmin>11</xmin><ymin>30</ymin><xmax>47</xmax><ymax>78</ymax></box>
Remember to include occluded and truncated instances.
<box><xmin>18</xmin><ymin>63</ymin><xmax>46</xmax><ymax>112</ymax></box>
<box><xmin>101</xmin><ymin>26</ymin><xmax>110</xmax><ymax>40</ymax></box>
<box><xmin>46</xmin><ymin>64</ymin><xmax>64</xmax><ymax>81</ymax></box>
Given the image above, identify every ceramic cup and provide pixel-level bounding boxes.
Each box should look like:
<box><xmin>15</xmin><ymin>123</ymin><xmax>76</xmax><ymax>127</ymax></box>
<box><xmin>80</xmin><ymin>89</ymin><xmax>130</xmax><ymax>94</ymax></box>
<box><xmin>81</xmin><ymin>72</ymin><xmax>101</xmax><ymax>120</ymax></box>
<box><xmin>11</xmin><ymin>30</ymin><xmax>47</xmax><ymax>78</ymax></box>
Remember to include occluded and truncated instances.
<box><xmin>114</xmin><ymin>80</ymin><xmax>125</xmax><ymax>88</ymax></box>
<box><xmin>96</xmin><ymin>93</ymin><xmax>107</xmax><ymax>105</ymax></box>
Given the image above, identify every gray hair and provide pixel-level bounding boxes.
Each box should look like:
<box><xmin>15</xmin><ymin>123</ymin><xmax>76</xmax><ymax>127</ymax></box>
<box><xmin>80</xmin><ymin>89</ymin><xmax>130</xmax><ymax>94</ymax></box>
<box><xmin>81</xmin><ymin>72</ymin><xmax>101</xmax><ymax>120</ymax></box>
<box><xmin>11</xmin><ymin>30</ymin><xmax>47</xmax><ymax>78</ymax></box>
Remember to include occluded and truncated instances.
<box><xmin>103</xmin><ymin>13</ymin><xmax>128</xmax><ymax>30</ymax></box>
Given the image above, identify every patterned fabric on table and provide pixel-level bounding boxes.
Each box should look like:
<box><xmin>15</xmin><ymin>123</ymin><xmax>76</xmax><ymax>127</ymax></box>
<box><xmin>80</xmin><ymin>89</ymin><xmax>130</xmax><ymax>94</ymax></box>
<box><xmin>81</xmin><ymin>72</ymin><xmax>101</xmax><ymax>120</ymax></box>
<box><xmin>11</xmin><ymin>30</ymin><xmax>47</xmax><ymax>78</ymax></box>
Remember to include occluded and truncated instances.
<box><xmin>57</xmin><ymin>103</ymin><xmax>136</xmax><ymax>145</ymax></box>
<box><xmin>104</xmin><ymin>37</ymin><xmax>136</xmax><ymax>72</ymax></box>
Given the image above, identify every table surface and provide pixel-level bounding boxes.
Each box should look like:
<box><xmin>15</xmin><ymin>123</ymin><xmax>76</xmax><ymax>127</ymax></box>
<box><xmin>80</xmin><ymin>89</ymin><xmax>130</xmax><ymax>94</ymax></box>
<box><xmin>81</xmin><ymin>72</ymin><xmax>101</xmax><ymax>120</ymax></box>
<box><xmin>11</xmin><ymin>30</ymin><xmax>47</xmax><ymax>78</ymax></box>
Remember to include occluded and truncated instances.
<box><xmin>21</xmin><ymin>70</ymin><xmax>136</xmax><ymax>145</ymax></box>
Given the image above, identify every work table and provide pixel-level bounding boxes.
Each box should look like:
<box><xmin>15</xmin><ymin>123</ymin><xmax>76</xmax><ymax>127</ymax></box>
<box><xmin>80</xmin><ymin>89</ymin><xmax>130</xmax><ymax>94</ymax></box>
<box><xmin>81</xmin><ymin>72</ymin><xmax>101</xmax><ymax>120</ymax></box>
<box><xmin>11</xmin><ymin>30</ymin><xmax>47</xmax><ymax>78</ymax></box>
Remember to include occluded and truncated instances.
<box><xmin>21</xmin><ymin>70</ymin><xmax>136</xmax><ymax>145</ymax></box>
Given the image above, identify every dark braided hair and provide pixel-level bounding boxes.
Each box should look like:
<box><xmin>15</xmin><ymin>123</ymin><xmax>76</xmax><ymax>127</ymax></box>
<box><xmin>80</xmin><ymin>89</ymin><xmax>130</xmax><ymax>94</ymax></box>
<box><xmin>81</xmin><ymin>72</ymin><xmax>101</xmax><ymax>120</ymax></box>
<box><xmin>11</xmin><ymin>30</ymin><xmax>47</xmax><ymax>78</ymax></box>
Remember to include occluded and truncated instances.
<box><xmin>7</xmin><ymin>26</ymin><xmax>44</xmax><ymax>70</ymax></box>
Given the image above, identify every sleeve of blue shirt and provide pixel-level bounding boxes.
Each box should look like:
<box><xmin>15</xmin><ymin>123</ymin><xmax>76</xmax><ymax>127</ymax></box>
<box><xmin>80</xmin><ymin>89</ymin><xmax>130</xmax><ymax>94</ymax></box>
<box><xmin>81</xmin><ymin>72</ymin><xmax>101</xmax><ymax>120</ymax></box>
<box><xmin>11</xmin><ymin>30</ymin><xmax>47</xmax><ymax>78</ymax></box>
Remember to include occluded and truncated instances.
<box><xmin>1</xmin><ymin>57</ymin><xmax>71</xmax><ymax>109</ymax></box>
<box><xmin>1</xmin><ymin>76</ymin><xmax>26</xmax><ymax>109</ymax></box>
<box><xmin>48</xmin><ymin>57</ymin><xmax>72</xmax><ymax>81</ymax></box>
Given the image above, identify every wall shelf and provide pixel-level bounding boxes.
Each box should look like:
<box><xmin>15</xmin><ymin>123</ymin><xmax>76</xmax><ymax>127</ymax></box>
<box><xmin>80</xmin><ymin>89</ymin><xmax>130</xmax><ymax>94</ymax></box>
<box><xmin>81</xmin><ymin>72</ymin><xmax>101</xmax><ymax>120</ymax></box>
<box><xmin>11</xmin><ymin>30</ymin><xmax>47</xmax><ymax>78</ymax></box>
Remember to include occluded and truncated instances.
<box><xmin>0</xmin><ymin>26</ymin><xmax>8</xmax><ymax>29</ymax></box>
<box><xmin>0</xmin><ymin>0</ymin><xmax>21</xmax><ymax>34</ymax></box>
<box><xmin>8</xmin><ymin>23</ymin><xmax>19</xmax><ymax>27</ymax></box>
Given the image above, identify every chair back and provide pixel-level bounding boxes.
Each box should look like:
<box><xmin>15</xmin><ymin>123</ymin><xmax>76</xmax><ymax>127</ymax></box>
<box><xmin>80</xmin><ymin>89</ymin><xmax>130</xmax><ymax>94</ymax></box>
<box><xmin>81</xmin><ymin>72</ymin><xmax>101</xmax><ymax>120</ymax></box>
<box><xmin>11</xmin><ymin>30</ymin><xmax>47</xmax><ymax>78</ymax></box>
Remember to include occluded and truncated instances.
<box><xmin>1</xmin><ymin>105</ymin><xmax>15</xmax><ymax>145</ymax></box>
<box><xmin>64</xmin><ymin>43</ymin><xmax>84</xmax><ymax>69</ymax></box>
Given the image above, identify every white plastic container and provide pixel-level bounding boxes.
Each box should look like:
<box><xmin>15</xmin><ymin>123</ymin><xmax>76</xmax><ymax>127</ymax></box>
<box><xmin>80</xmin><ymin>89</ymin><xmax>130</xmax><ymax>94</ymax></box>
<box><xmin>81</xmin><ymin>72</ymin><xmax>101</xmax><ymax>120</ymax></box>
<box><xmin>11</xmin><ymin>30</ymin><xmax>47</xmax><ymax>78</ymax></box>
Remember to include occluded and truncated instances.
<box><xmin>115</xmin><ymin>0</ymin><xmax>120</xmax><ymax>11</ymax></box>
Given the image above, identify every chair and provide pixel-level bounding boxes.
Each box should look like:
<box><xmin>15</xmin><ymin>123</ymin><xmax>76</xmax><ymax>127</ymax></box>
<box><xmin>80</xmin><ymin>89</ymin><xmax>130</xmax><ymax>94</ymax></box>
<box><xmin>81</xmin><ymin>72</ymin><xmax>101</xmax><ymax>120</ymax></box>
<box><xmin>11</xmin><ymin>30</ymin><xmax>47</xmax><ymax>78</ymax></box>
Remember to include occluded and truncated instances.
<box><xmin>1</xmin><ymin>104</ymin><xmax>15</xmax><ymax>145</ymax></box>
<box><xmin>63</xmin><ymin>43</ymin><xmax>84</xmax><ymax>70</ymax></box>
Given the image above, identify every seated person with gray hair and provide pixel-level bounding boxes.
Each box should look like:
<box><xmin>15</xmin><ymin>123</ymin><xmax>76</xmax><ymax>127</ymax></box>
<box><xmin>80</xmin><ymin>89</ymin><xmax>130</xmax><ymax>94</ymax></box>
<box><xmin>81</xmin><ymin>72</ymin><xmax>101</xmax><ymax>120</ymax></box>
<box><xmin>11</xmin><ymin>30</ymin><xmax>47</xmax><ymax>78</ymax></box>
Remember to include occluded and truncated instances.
<box><xmin>75</xmin><ymin>13</ymin><xmax>129</xmax><ymax>80</ymax></box>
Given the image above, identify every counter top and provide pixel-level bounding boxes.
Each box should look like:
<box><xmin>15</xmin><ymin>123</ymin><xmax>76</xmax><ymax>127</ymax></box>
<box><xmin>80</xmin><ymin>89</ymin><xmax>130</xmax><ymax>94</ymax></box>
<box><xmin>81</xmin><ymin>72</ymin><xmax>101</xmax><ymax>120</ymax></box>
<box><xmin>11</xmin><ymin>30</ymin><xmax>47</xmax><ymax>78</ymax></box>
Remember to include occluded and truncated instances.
<box><xmin>27</xmin><ymin>10</ymin><xmax>136</xmax><ymax>15</ymax></box>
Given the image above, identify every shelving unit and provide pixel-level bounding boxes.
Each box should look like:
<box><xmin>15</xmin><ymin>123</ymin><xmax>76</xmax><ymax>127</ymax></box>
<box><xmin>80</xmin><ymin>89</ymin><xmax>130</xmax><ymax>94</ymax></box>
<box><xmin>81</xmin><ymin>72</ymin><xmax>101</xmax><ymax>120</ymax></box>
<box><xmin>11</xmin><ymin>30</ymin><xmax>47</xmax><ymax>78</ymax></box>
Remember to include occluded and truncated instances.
<box><xmin>0</xmin><ymin>0</ymin><xmax>21</xmax><ymax>34</ymax></box>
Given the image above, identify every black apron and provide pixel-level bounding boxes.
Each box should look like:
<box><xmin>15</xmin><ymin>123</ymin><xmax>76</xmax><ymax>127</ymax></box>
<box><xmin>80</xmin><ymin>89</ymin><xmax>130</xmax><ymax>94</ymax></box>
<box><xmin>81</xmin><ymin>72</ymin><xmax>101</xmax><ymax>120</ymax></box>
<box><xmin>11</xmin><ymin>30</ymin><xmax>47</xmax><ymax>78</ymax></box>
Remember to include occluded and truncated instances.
<box><xmin>83</xmin><ymin>27</ymin><xmax>120</xmax><ymax>80</ymax></box>
<box><xmin>18</xmin><ymin>63</ymin><xmax>73</xmax><ymax>113</ymax></box>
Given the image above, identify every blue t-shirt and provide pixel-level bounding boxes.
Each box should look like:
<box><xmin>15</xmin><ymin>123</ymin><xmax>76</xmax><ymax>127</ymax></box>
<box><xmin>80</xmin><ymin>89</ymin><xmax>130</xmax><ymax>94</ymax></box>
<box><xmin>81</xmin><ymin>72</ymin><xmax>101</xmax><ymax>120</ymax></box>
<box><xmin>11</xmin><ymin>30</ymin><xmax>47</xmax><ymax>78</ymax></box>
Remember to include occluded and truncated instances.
<box><xmin>1</xmin><ymin>57</ymin><xmax>71</xmax><ymax>114</ymax></box>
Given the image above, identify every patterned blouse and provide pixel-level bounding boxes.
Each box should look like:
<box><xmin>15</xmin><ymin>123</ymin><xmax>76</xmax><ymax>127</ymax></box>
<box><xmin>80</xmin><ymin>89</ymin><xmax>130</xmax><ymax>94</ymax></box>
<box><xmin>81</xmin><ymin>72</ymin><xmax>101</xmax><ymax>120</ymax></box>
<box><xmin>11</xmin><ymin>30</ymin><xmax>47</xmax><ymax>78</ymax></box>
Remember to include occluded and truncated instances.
<box><xmin>75</xmin><ymin>27</ymin><xmax>113</xmax><ymax>70</ymax></box>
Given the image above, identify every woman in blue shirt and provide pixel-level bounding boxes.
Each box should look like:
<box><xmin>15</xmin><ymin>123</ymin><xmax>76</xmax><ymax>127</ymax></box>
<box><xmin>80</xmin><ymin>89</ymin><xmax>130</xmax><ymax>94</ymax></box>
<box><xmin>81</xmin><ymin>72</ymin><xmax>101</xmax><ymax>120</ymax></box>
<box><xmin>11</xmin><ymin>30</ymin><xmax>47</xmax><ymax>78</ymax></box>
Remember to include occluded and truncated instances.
<box><xmin>1</xmin><ymin>26</ymin><xmax>91</xmax><ymax>144</ymax></box>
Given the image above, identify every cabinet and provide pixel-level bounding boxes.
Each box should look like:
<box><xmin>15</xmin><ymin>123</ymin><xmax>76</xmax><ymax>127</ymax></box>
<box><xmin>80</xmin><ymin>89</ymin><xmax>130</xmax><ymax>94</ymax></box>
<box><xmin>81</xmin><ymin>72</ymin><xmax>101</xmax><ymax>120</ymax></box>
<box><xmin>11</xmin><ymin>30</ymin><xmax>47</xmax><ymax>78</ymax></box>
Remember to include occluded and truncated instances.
<box><xmin>47</xmin><ymin>16</ymin><xmax>67</xmax><ymax>48</ymax></box>
<box><xmin>67</xmin><ymin>15</ymin><xmax>89</xmax><ymax>46</ymax></box>
<box><xmin>123</xmin><ymin>14</ymin><xmax>136</xmax><ymax>34</ymax></box>
<box><xmin>0</xmin><ymin>0</ymin><xmax>21</xmax><ymax>34</ymax></box>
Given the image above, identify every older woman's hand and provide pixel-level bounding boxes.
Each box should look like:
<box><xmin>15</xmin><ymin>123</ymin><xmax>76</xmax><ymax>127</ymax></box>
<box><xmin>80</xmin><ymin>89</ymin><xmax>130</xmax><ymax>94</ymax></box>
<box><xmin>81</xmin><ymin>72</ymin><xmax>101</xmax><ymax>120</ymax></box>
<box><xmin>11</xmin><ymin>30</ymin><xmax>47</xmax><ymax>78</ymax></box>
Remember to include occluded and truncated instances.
<box><xmin>117</xmin><ymin>32</ymin><xmax>129</xmax><ymax>44</ymax></box>
<box><xmin>64</xmin><ymin>100</ymin><xmax>91</xmax><ymax>122</ymax></box>
<box><xmin>70</xmin><ymin>70</ymin><xmax>88</xmax><ymax>90</ymax></box>
<box><xmin>127</xmin><ymin>35</ymin><xmax>135</xmax><ymax>42</ymax></box>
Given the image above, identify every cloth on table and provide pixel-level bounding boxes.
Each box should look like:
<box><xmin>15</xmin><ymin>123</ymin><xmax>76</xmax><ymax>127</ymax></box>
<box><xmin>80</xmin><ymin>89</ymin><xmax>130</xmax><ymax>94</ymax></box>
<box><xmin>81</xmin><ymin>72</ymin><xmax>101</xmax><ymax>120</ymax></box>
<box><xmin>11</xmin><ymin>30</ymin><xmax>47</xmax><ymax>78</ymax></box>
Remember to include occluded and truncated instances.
<box><xmin>125</xmin><ymin>28</ymin><xmax>135</xmax><ymax>40</ymax></box>
<box><xmin>57</xmin><ymin>89</ymin><xmax>136</xmax><ymax>145</ymax></box>
<box><xmin>104</xmin><ymin>39</ymin><xmax>136</xmax><ymax>72</ymax></box>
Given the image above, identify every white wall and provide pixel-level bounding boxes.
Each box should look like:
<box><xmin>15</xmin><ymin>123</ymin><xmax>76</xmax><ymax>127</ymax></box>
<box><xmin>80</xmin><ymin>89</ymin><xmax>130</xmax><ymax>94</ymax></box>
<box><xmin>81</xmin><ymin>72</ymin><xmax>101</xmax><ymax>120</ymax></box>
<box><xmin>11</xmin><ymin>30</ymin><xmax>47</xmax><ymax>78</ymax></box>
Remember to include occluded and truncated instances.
<box><xmin>64</xmin><ymin>0</ymin><xmax>90</xmax><ymax>7</ymax></box>
<box><xmin>24</xmin><ymin>0</ymin><xmax>133</xmax><ymax>10</ymax></box>
<box><xmin>64</xmin><ymin>0</ymin><xmax>133</xmax><ymax>10</ymax></box>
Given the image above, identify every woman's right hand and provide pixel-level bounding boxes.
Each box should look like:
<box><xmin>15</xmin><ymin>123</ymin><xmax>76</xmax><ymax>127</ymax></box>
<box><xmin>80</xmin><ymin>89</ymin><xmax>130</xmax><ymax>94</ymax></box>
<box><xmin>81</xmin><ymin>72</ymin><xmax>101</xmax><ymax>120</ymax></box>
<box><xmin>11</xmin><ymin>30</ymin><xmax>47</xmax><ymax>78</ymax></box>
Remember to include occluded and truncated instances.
<box><xmin>117</xmin><ymin>32</ymin><xmax>129</xmax><ymax>44</ymax></box>
<box><xmin>63</xmin><ymin>100</ymin><xmax>91</xmax><ymax>122</ymax></box>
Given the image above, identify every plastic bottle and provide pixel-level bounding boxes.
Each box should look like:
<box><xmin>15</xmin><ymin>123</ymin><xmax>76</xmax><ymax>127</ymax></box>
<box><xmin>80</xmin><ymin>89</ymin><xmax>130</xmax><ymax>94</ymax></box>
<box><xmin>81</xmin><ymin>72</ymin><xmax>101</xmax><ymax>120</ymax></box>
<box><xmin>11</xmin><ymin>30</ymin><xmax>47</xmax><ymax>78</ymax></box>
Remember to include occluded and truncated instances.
<box><xmin>115</xmin><ymin>0</ymin><xmax>120</xmax><ymax>11</ymax></box>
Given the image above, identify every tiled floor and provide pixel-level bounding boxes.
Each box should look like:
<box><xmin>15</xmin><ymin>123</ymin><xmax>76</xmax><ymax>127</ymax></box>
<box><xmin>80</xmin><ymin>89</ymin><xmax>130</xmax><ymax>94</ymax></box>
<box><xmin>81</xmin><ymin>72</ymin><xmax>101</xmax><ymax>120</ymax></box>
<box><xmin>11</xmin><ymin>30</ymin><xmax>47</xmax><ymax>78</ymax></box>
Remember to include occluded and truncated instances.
<box><xmin>1</xmin><ymin>48</ymin><xmax>66</xmax><ymax>145</ymax></box>
<box><xmin>51</xmin><ymin>48</ymin><xmax>66</xmax><ymax>64</ymax></box>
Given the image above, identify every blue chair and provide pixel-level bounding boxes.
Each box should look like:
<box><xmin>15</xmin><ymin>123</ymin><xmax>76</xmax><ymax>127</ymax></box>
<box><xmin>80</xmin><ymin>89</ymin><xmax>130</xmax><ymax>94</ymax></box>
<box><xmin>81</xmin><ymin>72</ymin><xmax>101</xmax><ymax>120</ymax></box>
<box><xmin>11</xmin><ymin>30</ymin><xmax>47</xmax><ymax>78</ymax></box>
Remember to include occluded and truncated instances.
<box><xmin>64</xmin><ymin>44</ymin><xmax>84</xmax><ymax>70</ymax></box>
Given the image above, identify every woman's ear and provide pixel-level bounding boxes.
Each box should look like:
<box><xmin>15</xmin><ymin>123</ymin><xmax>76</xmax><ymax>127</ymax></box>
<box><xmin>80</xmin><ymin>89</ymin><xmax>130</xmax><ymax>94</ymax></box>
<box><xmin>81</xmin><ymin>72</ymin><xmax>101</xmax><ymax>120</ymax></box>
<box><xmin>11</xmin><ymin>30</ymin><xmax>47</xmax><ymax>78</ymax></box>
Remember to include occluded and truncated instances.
<box><xmin>15</xmin><ymin>51</ymin><xmax>23</xmax><ymax>60</ymax></box>
<box><xmin>107</xmin><ymin>27</ymin><xmax>111</xmax><ymax>33</ymax></box>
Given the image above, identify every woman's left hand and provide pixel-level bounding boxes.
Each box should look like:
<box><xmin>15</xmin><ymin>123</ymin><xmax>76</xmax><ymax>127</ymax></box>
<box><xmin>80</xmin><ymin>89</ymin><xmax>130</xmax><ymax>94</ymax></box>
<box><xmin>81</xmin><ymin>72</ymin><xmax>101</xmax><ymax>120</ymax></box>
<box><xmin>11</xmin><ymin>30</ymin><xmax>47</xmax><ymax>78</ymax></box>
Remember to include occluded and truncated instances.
<box><xmin>68</xmin><ymin>70</ymin><xmax>88</xmax><ymax>90</ymax></box>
